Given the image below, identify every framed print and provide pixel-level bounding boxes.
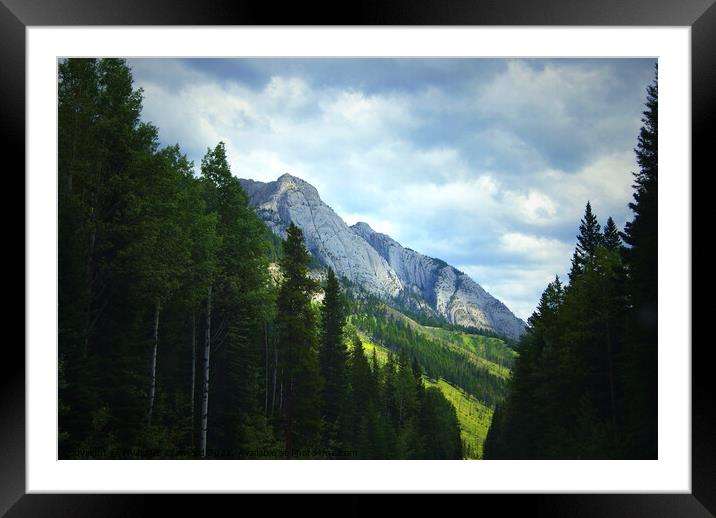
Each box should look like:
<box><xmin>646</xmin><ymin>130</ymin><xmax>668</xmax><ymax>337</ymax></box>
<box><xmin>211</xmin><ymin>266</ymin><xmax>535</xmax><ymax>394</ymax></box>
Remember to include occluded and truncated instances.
<box><xmin>4</xmin><ymin>0</ymin><xmax>711</xmax><ymax>514</ymax></box>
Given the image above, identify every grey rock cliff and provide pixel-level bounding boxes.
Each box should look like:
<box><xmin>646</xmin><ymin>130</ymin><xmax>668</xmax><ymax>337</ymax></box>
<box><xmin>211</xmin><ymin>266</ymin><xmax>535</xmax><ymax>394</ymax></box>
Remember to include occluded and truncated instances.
<box><xmin>240</xmin><ymin>174</ymin><xmax>526</xmax><ymax>339</ymax></box>
<box><xmin>351</xmin><ymin>221</ymin><xmax>527</xmax><ymax>339</ymax></box>
<box><xmin>240</xmin><ymin>174</ymin><xmax>403</xmax><ymax>298</ymax></box>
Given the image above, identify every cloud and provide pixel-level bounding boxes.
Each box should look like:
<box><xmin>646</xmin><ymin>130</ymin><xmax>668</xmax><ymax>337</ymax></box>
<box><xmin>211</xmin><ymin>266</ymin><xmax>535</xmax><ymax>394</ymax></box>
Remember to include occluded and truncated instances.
<box><xmin>473</xmin><ymin>59</ymin><xmax>648</xmax><ymax>172</ymax></box>
<box><xmin>127</xmin><ymin>57</ymin><xmax>654</xmax><ymax>321</ymax></box>
<box><xmin>499</xmin><ymin>232</ymin><xmax>573</xmax><ymax>263</ymax></box>
<box><xmin>503</xmin><ymin>190</ymin><xmax>558</xmax><ymax>226</ymax></box>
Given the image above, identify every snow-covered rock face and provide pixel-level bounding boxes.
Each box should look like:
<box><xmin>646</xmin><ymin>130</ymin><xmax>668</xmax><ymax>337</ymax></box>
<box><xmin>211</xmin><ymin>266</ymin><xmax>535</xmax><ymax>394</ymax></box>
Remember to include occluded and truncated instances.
<box><xmin>240</xmin><ymin>174</ymin><xmax>527</xmax><ymax>339</ymax></box>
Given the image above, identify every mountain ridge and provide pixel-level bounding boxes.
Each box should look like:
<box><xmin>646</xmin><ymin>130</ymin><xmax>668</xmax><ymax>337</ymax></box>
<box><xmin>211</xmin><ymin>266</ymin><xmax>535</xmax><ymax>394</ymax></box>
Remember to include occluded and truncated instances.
<box><xmin>239</xmin><ymin>173</ymin><xmax>527</xmax><ymax>339</ymax></box>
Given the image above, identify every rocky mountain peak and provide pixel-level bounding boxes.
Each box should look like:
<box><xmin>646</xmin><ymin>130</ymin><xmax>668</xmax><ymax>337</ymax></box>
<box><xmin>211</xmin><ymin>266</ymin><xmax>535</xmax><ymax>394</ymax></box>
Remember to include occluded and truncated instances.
<box><xmin>351</xmin><ymin>221</ymin><xmax>375</xmax><ymax>234</ymax></box>
<box><xmin>240</xmin><ymin>174</ymin><xmax>527</xmax><ymax>339</ymax></box>
<box><xmin>238</xmin><ymin>175</ymin><xmax>404</xmax><ymax>299</ymax></box>
<box><xmin>274</xmin><ymin>173</ymin><xmax>321</xmax><ymax>202</ymax></box>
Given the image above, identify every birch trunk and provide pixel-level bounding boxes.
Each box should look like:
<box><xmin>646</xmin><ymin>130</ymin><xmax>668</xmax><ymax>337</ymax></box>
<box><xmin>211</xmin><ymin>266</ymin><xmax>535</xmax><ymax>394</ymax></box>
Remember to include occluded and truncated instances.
<box><xmin>147</xmin><ymin>299</ymin><xmax>161</xmax><ymax>427</ymax></box>
<box><xmin>200</xmin><ymin>286</ymin><xmax>212</xmax><ymax>458</ymax></box>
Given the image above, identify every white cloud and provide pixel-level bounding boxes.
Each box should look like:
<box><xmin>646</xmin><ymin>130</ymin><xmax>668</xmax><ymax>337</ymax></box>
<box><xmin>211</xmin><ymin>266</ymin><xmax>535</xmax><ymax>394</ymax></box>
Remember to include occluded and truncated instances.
<box><xmin>263</xmin><ymin>76</ymin><xmax>311</xmax><ymax>109</ymax></box>
<box><xmin>477</xmin><ymin>60</ymin><xmax>609</xmax><ymax>126</ymax></box>
<box><xmin>503</xmin><ymin>189</ymin><xmax>558</xmax><ymax>225</ymax></box>
<box><xmin>128</xmin><ymin>58</ymin><xmax>648</xmax><ymax>321</ymax></box>
<box><xmin>538</xmin><ymin>150</ymin><xmax>637</xmax><ymax>226</ymax></box>
<box><xmin>499</xmin><ymin>232</ymin><xmax>572</xmax><ymax>264</ymax></box>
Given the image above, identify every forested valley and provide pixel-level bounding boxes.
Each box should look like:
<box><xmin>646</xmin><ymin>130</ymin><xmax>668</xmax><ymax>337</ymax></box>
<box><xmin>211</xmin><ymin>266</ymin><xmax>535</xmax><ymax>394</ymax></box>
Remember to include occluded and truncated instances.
<box><xmin>484</xmin><ymin>70</ymin><xmax>658</xmax><ymax>459</ymax></box>
<box><xmin>58</xmin><ymin>58</ymin><xmax>658</xmax><ymax>461</ymax></box>
<box><xmin>58</xmin><ymin>58</ymin><xmax>463</xmax><ymax>460</ymax></box>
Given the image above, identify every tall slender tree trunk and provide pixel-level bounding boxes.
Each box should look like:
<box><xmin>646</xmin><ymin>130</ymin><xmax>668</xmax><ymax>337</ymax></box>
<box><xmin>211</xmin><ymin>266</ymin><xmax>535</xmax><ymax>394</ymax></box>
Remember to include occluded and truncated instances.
<box><xmin>264</xmin><ymin>323</ymin><xmax>269</xmax><ymax>416</ymax></box>
<box><xmin>200</xmin><ymin>286</ymin><xmax>212</xmax><ymax>458</ymax></box>
<box><xmin>271</xmin><ymin>348</ymin><xmax>278</xmax><ymax>416</ymax></box>
<box><xmin>190</xmin><ymin>310</ymin><xmax>196</xmax><ymax>442</ymax></box>
<box><xmin>147</xmin><ymin>299</ymin><xmax>161</xmax><ymax>427</ymax></box>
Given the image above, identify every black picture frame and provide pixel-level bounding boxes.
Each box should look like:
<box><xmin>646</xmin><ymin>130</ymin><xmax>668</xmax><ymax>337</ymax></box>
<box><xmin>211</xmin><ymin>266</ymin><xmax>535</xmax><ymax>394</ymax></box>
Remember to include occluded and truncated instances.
<box><xmin>4</xmin><ymin>0</ymin><xmax>709</xmax><ymax>514</ymax></box>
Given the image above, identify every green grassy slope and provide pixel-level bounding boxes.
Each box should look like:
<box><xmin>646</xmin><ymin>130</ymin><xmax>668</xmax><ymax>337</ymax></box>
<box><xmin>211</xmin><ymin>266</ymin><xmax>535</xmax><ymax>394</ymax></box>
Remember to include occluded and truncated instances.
<box><xmin>424</xmin><ymin>378</ymin><xmax>493</xmax><ymax>460</ymax></box>
<box><xmin>355</xmin><ymin>333</ymin><xmax>494</xmax><ymax>459</ymax></box>
<box><xmin>383</xmin><ymin>306</ymin><xmax>516</xmax><ymax>376</ymax></box>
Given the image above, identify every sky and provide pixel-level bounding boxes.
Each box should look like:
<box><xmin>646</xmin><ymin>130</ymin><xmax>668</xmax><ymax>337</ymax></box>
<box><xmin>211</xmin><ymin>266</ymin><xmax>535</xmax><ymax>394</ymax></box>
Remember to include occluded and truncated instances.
<box><xmin>127</xmin><ymin>58</ymin><xmax>656</xmax><ymax>320</ymax></box>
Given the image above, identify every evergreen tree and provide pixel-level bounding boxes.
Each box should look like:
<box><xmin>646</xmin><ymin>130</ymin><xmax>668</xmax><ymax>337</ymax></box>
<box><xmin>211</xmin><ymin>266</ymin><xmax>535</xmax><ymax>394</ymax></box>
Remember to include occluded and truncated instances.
<box><xmin>620</xmin><ymin>68</ymin><xmax>658</xmax><ymax>459</ymax></box>
<box><xmin>58</xmin><ymin>58</ymin><xmax>164</xmax><ymax>456</ymax></box>
<box><xmin>484</xmin><ymin>70</ymin><xmax>657</xmax><ymax>459</ymax></box>
<box><xmin>382</xmin><ymin>351</ymin><xmax>399</xmax><ymax>430</ymax></box>
<box><xmin>344</xmin><ymin>335</ymin><xmax>378</xmax><ymax>458</ymax></box>
<box><xmin>120</xmin><ymin>144</ymin><xmax>193</xmax><ymax>428</ymax></box>
<box><xmin>318</xmin><ymin>267</ymin><xmax>348</xmax><ymax>446</ymax></box>
<box><xmin>57</xmin><ymin>57</ymin><xmax>500</xmax><ymax>462</ymax></box>
<box><xmin>419</xmin><ymin>387</ymin><xmax>463</xmax><ymax>459</ymax></box>
<box><xmin>199</xmin><ymin>142</ymin><xmax>277</xmax><ymax>457</ymax></box>
<box><xmin>395</xmin><ymin>349</ymin><xmax>421</xmax><ymax>457</ymax></box>
<box><xmin>275</xmin><ymin>223</ymin><xmax>323</xmax><ymax>455</ymax></box>
<box><xmin>603</xmin><ymin>217</ymin><xmax>622</xmax><ymax>251</ymax></box>
<box><xmin>570</xmin><ymin>201</ymin><xmax>602</xmax><ymax>281</ymax></box>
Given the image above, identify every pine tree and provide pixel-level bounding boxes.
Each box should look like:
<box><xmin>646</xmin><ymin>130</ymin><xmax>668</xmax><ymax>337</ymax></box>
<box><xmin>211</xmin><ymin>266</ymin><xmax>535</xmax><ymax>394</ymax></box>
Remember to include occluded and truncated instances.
<box><xmin>318</xmin><ymin>267</ymin><xmax>348</xmax><ymax>445</ymax></box>
<box><xmin>345</xmin><ymin>335</ymin><xmax>378</xmax><ymax>458</ymax></box>
<box><xmin>395</xmin><ymin>349</ymin><xmax>420</xmax><ymax>457</ymax></box>
<box><xmin>620</xmin><ymin>68</ymin><xmax>658</xmax><ymax>459</ymax></box>
<box><xmin>59</xmin><ymin>58</ymin><xmax>163</xmax><ymax>456</ymax></box>
<box><xmin>275</xmin><ymin>223</ymin><xmax>323</xmax><ymax>455</ymax></box>
<box><xmin>570</xmin><ymin>201</ymin><xmax>602</xmax><ymax>281</ymax></box>
<box><xmin>200</xmin><ymin>142</ymin><xmax>276</xmax><ymax>457</ymax></box>
<box><xmin>529</xmin><ymin>275</ymin><xmax>565</xmax><ymax>333</ymax></box>
<box><xmin>603</xmin><ymin>217</ymin><xmax>622</xmax><ymax>251</ymax></box>
<box><xmin>419</xmin><ymin>387</ymin><xmax>463</xmax><ymax>459</ymax></box>
<box><xmin>382</xmin><ymin>351</ymin><xmax>399</xmax><ymax>430</ymax></box>
<box><xmin>120</xmin><ymin>144</ymin><xmax>194</xmax><ymax>428</ymax></box>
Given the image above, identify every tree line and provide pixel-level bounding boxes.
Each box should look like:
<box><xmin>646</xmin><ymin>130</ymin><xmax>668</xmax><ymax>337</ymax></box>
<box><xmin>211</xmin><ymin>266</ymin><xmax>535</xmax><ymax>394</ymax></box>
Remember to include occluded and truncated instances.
<box><xmin>58</xmin><ymin>58</ymin><xmax>461</xmax><ymax>459</ymax></box>
<box><xmin>484</xmin><ymin>70</ymin><xmax>658</xmax><ymax>459</ymax></box>
<box><xmin>351</xmin><ymin>298</ymin><xmax>511</xmax><ymax>408</ymax></box>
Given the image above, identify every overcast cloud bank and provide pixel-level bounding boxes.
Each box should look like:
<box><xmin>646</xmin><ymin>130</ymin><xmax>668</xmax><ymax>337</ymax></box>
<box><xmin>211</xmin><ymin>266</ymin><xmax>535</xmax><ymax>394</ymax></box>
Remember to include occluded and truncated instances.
<box><xmin>128</xmin><ymin>58</ymin><xmax>655</xmax><ymax>320</ymax></box>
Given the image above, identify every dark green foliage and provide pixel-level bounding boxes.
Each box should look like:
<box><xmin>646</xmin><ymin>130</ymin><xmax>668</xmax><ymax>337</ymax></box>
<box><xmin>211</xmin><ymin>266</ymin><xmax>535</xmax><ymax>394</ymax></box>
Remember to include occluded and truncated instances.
<box><xmin>603</xmin><ymin>217</ymin><xmax>622</xmax><ymax>251</ymax></box>
<box><xmin>340</xmin><ymin>334</ymin><xmax>462</xmax><ymax>459</ymax></box>
<box><xmin>199</xmin><ymin>142</ymin><xmax>277</xmax><ymax>456</ymax></box>
<box><xmin>342</xmin><ymin>335</ymin><xmax>379</xmax><ymax>458</ymax></box>
<box><xmin>392</xmin><ymin>300</ymin><xmax>516</xmax><ymax>345</ymax></box>
<box><xmin>620</xmin><ymin>69</ymin><xmax>658</xmax><ymax>459</ymax></box>
<box><xmin>275</xmin><ymin>224</ymin><xmax>323</xmax><ymax>454</ymax></box>
<box><xmin>486</xmin><ymin>254</ymin><xmax>628</xmax><ymax>459</ymax></box>
<box><xmin>319</xmin><ymin>268</ymin><xmax>348</xmax><ymax>445</ymax></box>
<box><xmin>352</xmin><ymin>298</ymin><xmax>509</xmax><ymax>407</ymax></box>
<box><xmin>569</xmin><ymin>201</ymin><xmax>603</xmax><ymax>282</ymax></box>
<box><xmin>420</xmin><ymin>387</ymin><xmax>463</xmax><ymax>459</ymax></box>
<box><xmin>58</xmin><ymin>59</ymin><xmax>277</xmax><ymax>458</ymax></box>
<box><xmin>58</xmin><ymin>58</ymin><xmax>172</xmax><ymax>456</ymax></box>
<box><xmin>58</xmin><ymin>59</ymin><xmax>467</xmax><ymax>460</ymax></box>
<box><xmin>486</xmin><ymin>74</ymin><xmax>658</xmax><ymax>459</ymax></box>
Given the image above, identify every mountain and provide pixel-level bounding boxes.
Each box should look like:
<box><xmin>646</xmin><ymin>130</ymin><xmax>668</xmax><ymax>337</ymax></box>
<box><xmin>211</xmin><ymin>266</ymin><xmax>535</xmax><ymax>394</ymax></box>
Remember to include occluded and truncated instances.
<box><xmin>240</xmin><ymin>174</ymin><xmax>403</xmax><ymax>297</ymax></box>
<box><xmin>351</xmin><ymin>222</ymin><xmax>527</xmax><ymax>340</ymax></box>
<box><xmin>239</xmin><ymin>173</ymin><xmax>527</xmax><ymax>339</ymax></box>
